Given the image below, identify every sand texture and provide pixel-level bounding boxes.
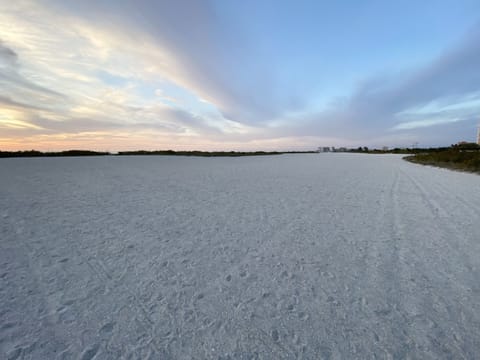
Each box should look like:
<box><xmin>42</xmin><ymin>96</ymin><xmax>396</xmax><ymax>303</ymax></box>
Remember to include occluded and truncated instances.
<box><xmin>1</xmin><ymin>154</ymin><xmax>480</xmax><ymax>359</ymax></box>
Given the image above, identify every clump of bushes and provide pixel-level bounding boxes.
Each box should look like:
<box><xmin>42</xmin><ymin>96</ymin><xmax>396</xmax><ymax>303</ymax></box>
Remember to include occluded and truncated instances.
<box><xmin>404</xmin><ymin>143</ymin><xmax>480</xmax><ymax>173</ymax></box>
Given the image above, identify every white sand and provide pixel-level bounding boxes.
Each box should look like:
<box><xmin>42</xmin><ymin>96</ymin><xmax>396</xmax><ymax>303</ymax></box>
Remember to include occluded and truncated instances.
<box><xmin>1</xmin><ymin>153</ymin><xmax>480</xmax><ymax>359</ymax></box>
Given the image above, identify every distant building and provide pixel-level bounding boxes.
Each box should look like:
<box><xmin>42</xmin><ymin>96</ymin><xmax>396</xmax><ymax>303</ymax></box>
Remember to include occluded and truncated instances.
<box><xmin>477</xmin><ymin>124</ymin><xmax>480</xmax><ymax>145</ymax></box>
<box><xmin>317</xmin><ymin>147</ymin><xmax>331</xmax><ymax>153</ymax></box>
<box><xmin>382</xmin><ymin>146</ymin><xmax>389</xmax><ymax>151</ymax></box>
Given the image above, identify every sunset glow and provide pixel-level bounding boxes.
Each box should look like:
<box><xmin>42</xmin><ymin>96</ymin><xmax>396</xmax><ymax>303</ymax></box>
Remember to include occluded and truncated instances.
<box><xmin>1</xmin><ymin>0</ymin><xmax>479</xmax><ymax>151</ymax></box>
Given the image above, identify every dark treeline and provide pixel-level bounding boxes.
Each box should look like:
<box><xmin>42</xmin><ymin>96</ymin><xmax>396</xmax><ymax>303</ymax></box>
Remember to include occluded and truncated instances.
<box><xmin>404</xmin><ymin>142</ymin><xmax>480</xmax><ymax>173</ymax></box>
<box><xmin>117</xmin><ymin>150</ymin><xmax>317</xmax><ymax>157</ymax></box>
<box><xmin>0</xmin><ymin>149</ymin><xmax>317</xmax><ymax>158</ymax></box>
<box><xmin>0</xmin><ymin>150</ymin><xmax>110</xmax><ymax>158</ymax></box>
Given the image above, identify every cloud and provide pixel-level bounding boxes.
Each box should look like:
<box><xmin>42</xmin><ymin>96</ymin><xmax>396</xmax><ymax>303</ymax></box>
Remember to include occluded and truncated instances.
<box><xmin>37</xmin><ymin>0</ymin><xmax>305</xmax><ymax>125</ymax></box>
<box><xmin>0</xmin><ymin>41</ymin><xmax>18</xmax><ymax>68</ymax></box>
<box><xmin>0</xmin><ymin>1</ymin><xmax>479</xmax><ymax>150</ymax></box>
<box><xmin>1</xmin><ymin>90</ymin><xmax>222</xmax><ymax>138</ymax></box>
<box><xmin>292</xmin><ymin>23</ymin><xmax>480</xmax><ymax>144</ymax></box>
<box><xmin>0</xmin><ymin>38</ymin><xmax>66</xmax><ymax>110</ymax></box>
<box><xmin>0</xmin><ymin>95</ymin><xmax>46</xmax><ymax>111</ymax></box>
<box><xmin>0</xmin><ymin>3</ymin><xmax>231</xmax><ymax>144</ymax></box>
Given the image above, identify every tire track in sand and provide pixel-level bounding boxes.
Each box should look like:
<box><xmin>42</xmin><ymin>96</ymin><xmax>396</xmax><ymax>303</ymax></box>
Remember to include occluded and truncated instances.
<box><xmin>396</xmin><ymin>168</ymin><xmax>480</xmax><ymax>358</ymax></box>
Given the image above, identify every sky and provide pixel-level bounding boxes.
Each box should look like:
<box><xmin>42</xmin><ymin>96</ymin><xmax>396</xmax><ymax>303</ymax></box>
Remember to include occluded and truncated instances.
<box><xmin>1</xmin><ymin>0</ymin><xmax>480</xmax><ymax>151</ymax></box>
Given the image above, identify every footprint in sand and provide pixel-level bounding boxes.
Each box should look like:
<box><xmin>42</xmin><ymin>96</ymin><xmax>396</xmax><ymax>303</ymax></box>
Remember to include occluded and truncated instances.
<box><xmin>99</xmin><ymin>322</ymin><xmax>114</xmax><ymax>335</ymax></box>
<box><xmin>80</xmin><ymin>344</ymin><xmax>100</xmax><ymax>360</ymax></box>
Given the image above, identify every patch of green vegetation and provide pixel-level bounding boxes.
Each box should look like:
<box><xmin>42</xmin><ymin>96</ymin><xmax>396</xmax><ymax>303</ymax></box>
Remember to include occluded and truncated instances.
<box><xmin>404</xmin><ymin>143</ymin><xmax>480</xmax><ymax>174</ymax></box>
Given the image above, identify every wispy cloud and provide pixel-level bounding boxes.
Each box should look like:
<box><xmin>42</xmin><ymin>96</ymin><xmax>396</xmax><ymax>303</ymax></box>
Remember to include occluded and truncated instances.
<box><xmin>0</xmin><ymin>41</ymin><xmax>18</xmax><ymax>67</ymax></box>
<box><xmin>0</xmin><ymin>1</ymin><xmax>479</xmax><ymax>150</ymax></box>
<box><xmin>290</xmin><ymin>24</ymin><xmax>480</xmax><ymax>145</ymax></box>
<box><xmin>36</xmin><ymin>0</ymin><xmax>305</xmax><ymax>125</ymax></box>
<box><xmin>0</xmin><ymin>40</ymin><xmax>65</xmax><ymax>107</ymax></box>
<box><xmin>0</xmin><ymin>1</ymin><xmax>235</xmax><ymax>149</ymax></box>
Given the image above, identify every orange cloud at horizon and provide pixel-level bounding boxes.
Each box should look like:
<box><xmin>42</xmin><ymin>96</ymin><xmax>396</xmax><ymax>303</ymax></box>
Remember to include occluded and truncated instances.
<box><xmin>0</xmin><ymin>131</ymin><xmax>332</xmax><ymax>153</ymax></box>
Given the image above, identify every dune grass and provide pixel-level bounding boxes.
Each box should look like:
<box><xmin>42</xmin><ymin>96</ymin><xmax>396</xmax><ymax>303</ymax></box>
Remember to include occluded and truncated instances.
<box><xmin>404</xmin><ymin>144</ymin><xmax>480</xmax><ymax>174</ymax></box>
